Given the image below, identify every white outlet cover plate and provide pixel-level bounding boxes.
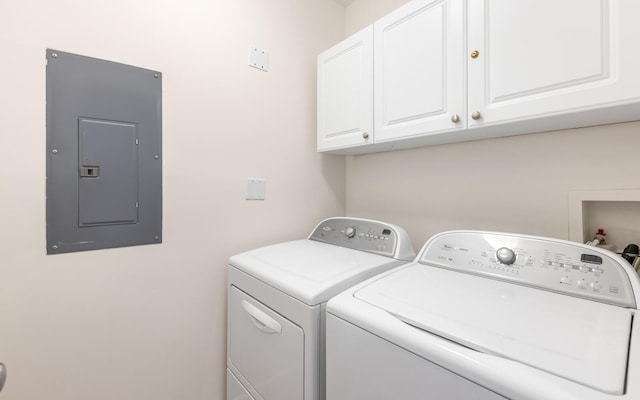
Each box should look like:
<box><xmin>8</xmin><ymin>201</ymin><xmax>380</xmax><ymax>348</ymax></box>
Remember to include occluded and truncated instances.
<box><xmin>246</xmin><ymin>178</ymin><xmax>265</xmax><ymax>200</ymax></box>
<box><xmin>249</xmin><ymin>48</ymin><xmax>269</xmax><ymax>72</ymax></box>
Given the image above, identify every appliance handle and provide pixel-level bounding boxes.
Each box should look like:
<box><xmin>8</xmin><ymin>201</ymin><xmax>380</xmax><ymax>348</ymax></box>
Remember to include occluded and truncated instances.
<box><xmin>0</xmin><ymin>362</ymin><xmax>6</xmax><ymax>392</ymax></box>
<box><xmin>241</xmin><ymin>300</ymin><xmax>282</xmax><ymax>334</ymax></box>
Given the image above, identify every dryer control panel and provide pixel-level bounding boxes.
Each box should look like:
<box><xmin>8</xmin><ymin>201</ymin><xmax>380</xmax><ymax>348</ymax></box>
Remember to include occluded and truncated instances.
<box><xmin>419</xmin><ymin>231</ymin><xmax>638</xmax><ymax>308</ymax></box>
<box><xmin>309</xmin><ymin>218</ymin><xmax>415</xmax><ymax>261</ymax></box>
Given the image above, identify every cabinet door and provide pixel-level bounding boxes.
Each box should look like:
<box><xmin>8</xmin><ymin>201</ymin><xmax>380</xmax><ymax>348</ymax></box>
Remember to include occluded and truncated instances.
<box><xmin>374</xmin><ymin>0</ymin><xmax>465</xmax><ymax>143</ymax></box>
<box><xmin>317</xmin><ymin>26</ymin><xmax>373</xmax><ymax>152</ymax></box>
<box><xmin>468</xmin><ymin>0</ymin><xmax>640</xmax><ymax>129</ymax></box>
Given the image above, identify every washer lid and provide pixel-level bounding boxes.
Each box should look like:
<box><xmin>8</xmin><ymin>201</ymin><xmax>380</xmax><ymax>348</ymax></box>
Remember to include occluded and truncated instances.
<box><xmin>354</xmin><ymin>263</ymin><xmax>633</xmax><ymax>395</ymax></box>
<box><xmin>229</xmin><ymin>240</ymin><xmax>404</xmax><ymax>305</ymax></box>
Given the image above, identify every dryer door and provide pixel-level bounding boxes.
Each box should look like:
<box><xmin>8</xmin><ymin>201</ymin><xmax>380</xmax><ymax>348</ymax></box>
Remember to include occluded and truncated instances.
<box><xmin>227</xmin><ymin>368</ymin><xmax>255</xmax><ymax>400</ymax></box>
<box><xmin>228</xmin><ymin>286</ymin><xmax>303</xmax><ymax>400</ymax></box>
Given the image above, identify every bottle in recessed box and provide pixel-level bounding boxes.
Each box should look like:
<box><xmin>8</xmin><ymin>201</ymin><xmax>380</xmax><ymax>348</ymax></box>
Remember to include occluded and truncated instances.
<box><xmin>622</xmin><ymin>244</ymin><xmax>639</xmax><ymax>265</ymax></box>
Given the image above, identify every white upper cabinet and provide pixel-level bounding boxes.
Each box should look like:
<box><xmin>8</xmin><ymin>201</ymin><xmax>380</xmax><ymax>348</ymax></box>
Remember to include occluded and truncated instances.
<box><xmin>374</xmin><ymin>0</ymin><xmax>465</xmax><ymax>143</ymax></box>
<box><xmin>318</xmin><ymin>0</ymin><xmax>640</xmax><ymax>154</ymax></box>
<box><xmin>317</xmin><ymin>26</ymin><xmax>373</xmax><ymax>152</ymax></box>
<box><xmin>467</xmin><ymin>0</ymin><xmax>640</xmax><ymax>132</ymax></box>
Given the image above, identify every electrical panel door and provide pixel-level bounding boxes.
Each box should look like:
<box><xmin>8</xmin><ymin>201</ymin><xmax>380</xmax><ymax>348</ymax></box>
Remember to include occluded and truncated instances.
<box><xmin>46</xmin><ymin>49</ymin><xmax>162</xmax><ymax>254</ymax></box>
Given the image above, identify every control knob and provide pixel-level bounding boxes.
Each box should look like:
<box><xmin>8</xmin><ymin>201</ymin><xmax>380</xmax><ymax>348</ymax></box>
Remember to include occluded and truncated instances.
<box><xmin>344</xmin><ymin>227</ymin><xmax>356</xmax><ymax>238</ymax></box>
<box><xmin>496</xmin><ymin>247</ymin><xmax>516</xmax><ymax>265</ymax></box>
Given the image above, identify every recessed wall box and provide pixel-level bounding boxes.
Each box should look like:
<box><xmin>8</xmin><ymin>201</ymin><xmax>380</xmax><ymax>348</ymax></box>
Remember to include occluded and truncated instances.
<box><xmin>46</xmin><ymin>49</ymin><xmax>162</xmax><ymax>254</ymax></box>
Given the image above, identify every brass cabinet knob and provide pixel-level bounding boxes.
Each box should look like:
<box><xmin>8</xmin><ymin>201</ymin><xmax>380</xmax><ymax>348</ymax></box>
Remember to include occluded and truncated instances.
<box><xmin>451</xmin><ymin>114</ymin><xmax>460</xmax><ymax>123</ymax></box>
<box><xmin>362</xmin><ymin>132</ymin><xmax>369</xmax><ymax>139</ymax></box>
<box><xmin>471</xmin><ymin>111</ymin><xmax>481</xmax><ymax>120</ymax></box>
<box><xmin>471</xmin><ymin>50</ymin><xmax>479</xmax><ymax>59</ymax></box>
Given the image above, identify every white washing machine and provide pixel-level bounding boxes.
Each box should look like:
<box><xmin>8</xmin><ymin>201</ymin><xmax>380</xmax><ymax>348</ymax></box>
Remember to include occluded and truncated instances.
<box><xmin>226</xmin><ymin>217</ymin><xmax>415</xmax><ymax>400</ymax></box>
<box><xmin>326</xmin><ymin>231</ymin><xmax>640</xmax><ymax>400</ymax></box>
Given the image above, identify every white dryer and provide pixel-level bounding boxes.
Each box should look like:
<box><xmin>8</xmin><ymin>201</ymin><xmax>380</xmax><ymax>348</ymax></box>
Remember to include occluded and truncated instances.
<box><xmin>226</xmin><ymin>217</ymin><xmax>415</xmax><ymax>400</ymax></box>
<box><xmin>326</xmin><ymin>231</ymin><xmax>640</xmax><ymax>400</ymax></box>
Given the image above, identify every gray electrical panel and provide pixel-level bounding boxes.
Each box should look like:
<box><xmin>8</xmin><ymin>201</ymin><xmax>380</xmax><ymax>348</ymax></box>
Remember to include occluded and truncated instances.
<box><xmin>46</xmin><ymin>49</ymin><xmax>162</xmax><ymax>254</ymax></box>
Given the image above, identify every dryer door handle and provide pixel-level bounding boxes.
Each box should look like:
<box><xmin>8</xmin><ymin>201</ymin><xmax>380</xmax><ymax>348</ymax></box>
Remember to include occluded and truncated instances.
<box><xmin>241</xmin><ymin>300</ymin><xmax>282</xmax><ymax>334</ymax></box>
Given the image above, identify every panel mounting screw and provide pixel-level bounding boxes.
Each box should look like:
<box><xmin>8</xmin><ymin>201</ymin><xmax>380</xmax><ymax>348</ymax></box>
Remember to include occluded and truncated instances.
<box><xmin>51</xmin><ymin>245</ymin><xmax>58</xmax><ymax>250</ymax></box>
<box><xmin>154</xmin><ymin>73</ymin><xmax>159</xmax><ymax>78</ymax></box>
<box><xmin>51</xmin><ymin>149</ymin><xmax>59</xmax><ymax>154</ymax></box>
<box><xmin>154</xmin><ymin>155</ymin><xmax>159</xmax><ymax>159</ymax></box>
<box><xmin>51</xmin><ymin>53</ymin><xmax>58</xmax><ymax>58</ymax></box>
<box><xmin>154</xmin><ymin>236</ymin><xmax>160</xmax><ymax>240</ymax></box>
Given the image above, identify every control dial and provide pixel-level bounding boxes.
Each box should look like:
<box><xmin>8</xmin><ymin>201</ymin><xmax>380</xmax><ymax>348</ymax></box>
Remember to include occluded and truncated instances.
<box><xmin>344</xmin><ymin>227</ymin><xmax>356</xmax><ymax>238</ymax></box>
<box><xmin>496</xmin><ymin>247</ymin><xmax>516</xmax><ymax>265</ymax></box>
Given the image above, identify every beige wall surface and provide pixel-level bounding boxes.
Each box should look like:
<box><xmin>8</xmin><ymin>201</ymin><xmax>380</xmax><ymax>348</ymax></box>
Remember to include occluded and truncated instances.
<box><xmin>0</xmin><ymin>1</ymin><xmax>345</xmax><ymax>399</ymax></box>
<box><xmin>345</xmin><ymin>0</ymin><xmax>410</xmax><ymax>35</ymax></box>
<box><xmin>346</xmin><ymin>121</ymin><xmax>640</xmax><ymax>251</ymax></box>
<box><xmin>343</xmin><ymin>0</ymin><xmax>640</xmax><ymax>251</ymax></box>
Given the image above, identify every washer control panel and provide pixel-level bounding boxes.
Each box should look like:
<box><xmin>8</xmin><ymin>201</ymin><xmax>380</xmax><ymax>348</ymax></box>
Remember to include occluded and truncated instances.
<box><xmin>420</xmin><ymin>231</ymin><xmax>638</xmax><ymax>308</ymax></box>
<box><xmin>309</xmin><ymin>217</ymin><xmax>415</xmax><ymax>260</ymax></box>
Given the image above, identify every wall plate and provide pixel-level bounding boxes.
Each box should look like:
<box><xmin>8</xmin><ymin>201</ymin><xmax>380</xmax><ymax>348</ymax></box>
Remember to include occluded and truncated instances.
<box><xmin>249</xmin><ymin>47</ymin><xmax>269</xmax><ymax>72</ymax></box>
<box><xmin>246</xmin><ymin>178</ymin><xmax>265</xmax><ymax>200</ymax></box>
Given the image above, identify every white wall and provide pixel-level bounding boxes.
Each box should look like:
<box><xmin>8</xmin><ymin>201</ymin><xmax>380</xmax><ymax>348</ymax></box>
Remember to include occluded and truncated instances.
<box><xmin>344</xmin><ymin>0</ymin><xmax>409</xmax><ymax>35</ymax></box>
<box><xmin>0</xmin><ymin>1</ymin><xmax>345</xmax><ymax>399</ymax></box>
<box><xmin>344</xmin><ymin>0</ymin><xmax>640</xmax><ymax>251</ymax></box>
